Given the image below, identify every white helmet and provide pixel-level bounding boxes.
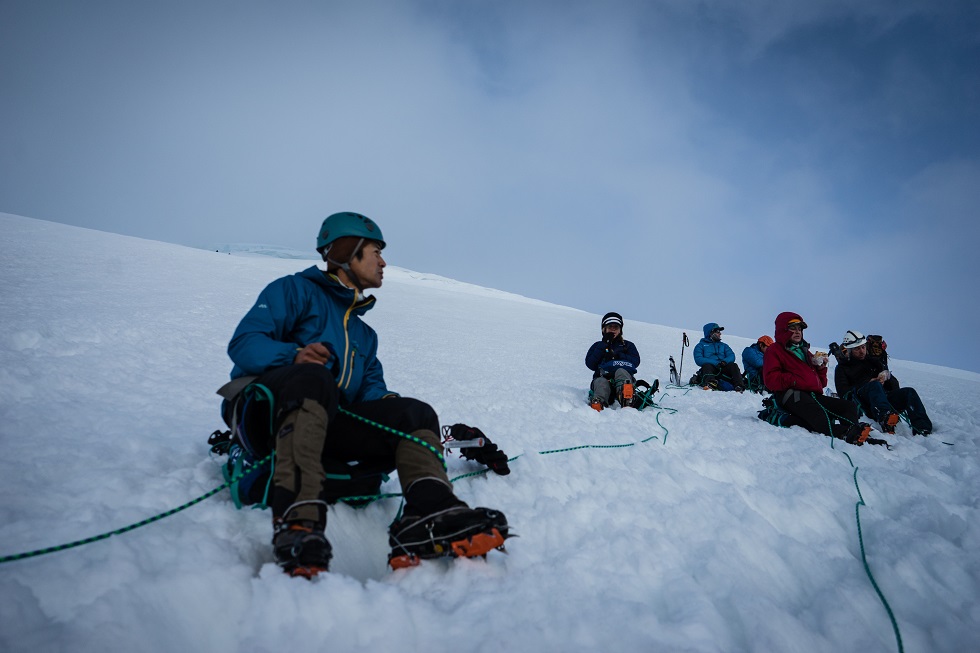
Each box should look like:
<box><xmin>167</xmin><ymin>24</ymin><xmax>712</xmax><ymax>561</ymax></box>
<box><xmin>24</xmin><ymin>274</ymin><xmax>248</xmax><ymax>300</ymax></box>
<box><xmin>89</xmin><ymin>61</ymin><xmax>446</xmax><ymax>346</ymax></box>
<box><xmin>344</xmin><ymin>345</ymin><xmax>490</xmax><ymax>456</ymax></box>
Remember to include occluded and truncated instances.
<box><xmin>842</xmin><ymin>330</ymin><xmax>867</xmax><ymax>349</ymax></box>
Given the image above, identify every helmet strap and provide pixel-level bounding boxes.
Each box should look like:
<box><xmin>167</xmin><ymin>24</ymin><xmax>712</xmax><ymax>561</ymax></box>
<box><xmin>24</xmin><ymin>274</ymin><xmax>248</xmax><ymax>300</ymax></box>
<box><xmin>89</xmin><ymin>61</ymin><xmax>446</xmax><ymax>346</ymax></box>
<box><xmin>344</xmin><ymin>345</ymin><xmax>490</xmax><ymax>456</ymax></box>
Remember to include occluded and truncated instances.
<box><xmin>325</xmin><ymin>237</ymin><xmax>366</xmax><ymax>292</ymax></box>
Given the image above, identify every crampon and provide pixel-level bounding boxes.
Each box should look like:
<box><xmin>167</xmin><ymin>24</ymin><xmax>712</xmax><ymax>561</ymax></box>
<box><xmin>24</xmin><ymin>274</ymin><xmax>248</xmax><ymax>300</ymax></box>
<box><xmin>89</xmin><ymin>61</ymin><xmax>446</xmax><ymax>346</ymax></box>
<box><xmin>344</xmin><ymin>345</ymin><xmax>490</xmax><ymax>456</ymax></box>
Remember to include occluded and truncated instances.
<box><xmin>273</xmin><ymin>520</ymin><xmax>332</xmax><ymax>579</ymax></box>
<box><xmin>387</xmin><ymin>506</ymin><xmax>511</xmax><ymax>570</ymax></box>
<box><xmin>619</xmin><ymin>382</ymin><xmax>634</xmax><ymax>408</ymax></box>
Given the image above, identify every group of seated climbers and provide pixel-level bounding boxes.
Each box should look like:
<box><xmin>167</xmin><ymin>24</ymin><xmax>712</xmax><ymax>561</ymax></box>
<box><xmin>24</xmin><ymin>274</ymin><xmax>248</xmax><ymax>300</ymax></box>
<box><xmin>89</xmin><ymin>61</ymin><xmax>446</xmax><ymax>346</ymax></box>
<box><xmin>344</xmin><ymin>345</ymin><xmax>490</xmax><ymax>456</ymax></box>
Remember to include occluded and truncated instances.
<box><xmin>585</xmin><ymin>310</ymin><xmax>934</xmax><ymax>448</ymax></box>
<box><xmin>756</xmin><ymin>312</ymin><xmax>932</xmax><ymax>447</ymax></box>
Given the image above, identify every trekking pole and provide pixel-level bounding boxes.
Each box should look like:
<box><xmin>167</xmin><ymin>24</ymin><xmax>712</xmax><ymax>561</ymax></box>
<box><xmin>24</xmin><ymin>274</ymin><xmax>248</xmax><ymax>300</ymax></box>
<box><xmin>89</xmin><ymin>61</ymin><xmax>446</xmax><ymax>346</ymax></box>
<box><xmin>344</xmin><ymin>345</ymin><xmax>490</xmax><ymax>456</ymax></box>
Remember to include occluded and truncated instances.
<box><xmin>678</xmin><ymin>332</ymin><xmax>690</xmax><ymax>385</ymax></box>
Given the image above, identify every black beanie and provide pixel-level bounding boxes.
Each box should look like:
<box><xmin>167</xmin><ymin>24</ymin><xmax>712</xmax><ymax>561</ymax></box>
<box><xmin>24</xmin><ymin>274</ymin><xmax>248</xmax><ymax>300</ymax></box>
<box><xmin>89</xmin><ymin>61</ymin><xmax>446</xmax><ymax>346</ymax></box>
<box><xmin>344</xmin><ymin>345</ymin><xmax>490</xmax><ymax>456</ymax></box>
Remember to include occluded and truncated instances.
<box><xmin>601</xmin><ymin>312</ymin><xmax>624</xmax><ymax>330</ymax></box>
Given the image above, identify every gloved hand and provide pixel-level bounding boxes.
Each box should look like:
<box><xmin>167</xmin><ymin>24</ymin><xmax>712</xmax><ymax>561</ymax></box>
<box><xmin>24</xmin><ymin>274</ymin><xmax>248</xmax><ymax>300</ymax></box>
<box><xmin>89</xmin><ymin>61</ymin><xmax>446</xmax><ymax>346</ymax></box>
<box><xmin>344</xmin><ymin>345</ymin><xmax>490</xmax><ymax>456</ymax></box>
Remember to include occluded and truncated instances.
<box><xmin>602</xmin><ymin>331</ymin><xmax>617</xmax><ymax>344</ymax></box>
<box><xmin>601</xmin><ymin>345</ymin><xmax>617</xmax><ymax>363</ymax></box>
<box><xmin>447</xmin><ymin>424</ymin><xmax>510</xmax><ymax>475</ymax></box>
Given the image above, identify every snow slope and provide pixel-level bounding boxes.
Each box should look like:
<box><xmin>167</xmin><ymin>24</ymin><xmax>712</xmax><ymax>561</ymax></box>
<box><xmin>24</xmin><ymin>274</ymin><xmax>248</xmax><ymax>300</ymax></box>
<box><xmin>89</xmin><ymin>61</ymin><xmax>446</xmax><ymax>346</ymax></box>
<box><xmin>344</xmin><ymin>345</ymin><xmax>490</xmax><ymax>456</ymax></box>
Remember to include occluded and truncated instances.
<box><xmin>1</xmin><ymin>213</ymin><xmax>978</xmax><ymax>653</ymax></box>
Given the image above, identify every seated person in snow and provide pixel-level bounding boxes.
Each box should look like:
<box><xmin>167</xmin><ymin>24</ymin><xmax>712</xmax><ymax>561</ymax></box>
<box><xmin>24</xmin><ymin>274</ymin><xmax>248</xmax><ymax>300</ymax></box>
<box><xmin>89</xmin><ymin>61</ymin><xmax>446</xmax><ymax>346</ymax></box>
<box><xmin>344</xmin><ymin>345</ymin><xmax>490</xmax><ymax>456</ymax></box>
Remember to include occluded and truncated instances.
<box><xmin>742</xmin><ymin>336</ymin><xmax>773</xmax><ymax>393</ymax></box>
<box><xmin>692</xmin><ymin>323</ymin><xmax>744</xmax><ymax>392</ymax></box>
<box><xmin>220</xmin><ymin>211</ymin><xmax>508</xmax><ymax>578</ymax></box>
<box><xmin>762</xmin><ymin>312</ymin><xmax>878</xmax><ymax>446</ymax></box>
<box><xmin>585</xmin><ymin>312</ymin><xmax>641</xmax><ymax>410</ymax></box>
<box><xmin>834</xmin><ymin>330</ymin><xmax>933</xmax><ymax>435</ymax></box>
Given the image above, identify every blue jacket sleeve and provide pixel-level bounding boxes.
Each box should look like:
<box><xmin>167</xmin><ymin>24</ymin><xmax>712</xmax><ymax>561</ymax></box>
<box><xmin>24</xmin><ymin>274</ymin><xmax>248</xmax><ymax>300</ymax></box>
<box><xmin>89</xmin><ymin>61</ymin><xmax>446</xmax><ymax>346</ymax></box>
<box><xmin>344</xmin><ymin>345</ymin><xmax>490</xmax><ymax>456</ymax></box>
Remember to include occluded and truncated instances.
<box><xmin>228</xmin><ymin>278</ymin><xmax>304</xmax><ymax>376</ymax></box>
<box><xmin>742</xmin><ymin>345</ymin><xmax>764</xmax><ymax>373</ymax></box>
<box><xmin>586</xmin><ymin>341</ymin><xmax>607</xmax><ymax>371</ymax></box>
<box><xmin>693</xmin><ymin>340</ymin><xmax>708</xmax><ymax>366</ymax></box>
<box><xmin>623</xmin><ymin>340</ymin><xmax>640</xmax><ymax>369</ymax></box>
<box><xmin>721</xmin><ymin>343</ymin><xmax>735</xmax><ymax>365</ymax></box>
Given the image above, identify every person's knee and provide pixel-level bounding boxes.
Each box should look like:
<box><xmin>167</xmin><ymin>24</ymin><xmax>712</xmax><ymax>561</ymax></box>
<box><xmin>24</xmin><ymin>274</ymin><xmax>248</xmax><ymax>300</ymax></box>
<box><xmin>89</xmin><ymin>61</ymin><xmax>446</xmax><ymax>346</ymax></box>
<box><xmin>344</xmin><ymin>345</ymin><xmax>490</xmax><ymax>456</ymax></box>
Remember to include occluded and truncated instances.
<box><xmin>613</xmin><ymin>368</ymin><xmax>634</xmax><ymax>382</ymax></box>
<box><xmin>381</xmin><ymin>397</ymin><xmax>440</xmax><ymax>433</ymax></box>
<box><xmin>275</xmin><ymin>364</ymin><xmax>340</xmax><ymax>417</ymax></box>
<box><xmin>405</xmin><ymin>398</ymin><xmax>439</xmax><ymax>431</ymax></box>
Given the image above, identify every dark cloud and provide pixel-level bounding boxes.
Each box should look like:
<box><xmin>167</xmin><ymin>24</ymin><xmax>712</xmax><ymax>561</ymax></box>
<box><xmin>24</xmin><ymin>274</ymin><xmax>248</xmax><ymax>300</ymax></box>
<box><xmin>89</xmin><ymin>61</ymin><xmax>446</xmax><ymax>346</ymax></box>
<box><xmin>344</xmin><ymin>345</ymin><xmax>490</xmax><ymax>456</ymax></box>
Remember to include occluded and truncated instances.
<box><xmin>1</xmin><ymin>0</ymin><xmax>977</xmax><ymax>371</ymax></box>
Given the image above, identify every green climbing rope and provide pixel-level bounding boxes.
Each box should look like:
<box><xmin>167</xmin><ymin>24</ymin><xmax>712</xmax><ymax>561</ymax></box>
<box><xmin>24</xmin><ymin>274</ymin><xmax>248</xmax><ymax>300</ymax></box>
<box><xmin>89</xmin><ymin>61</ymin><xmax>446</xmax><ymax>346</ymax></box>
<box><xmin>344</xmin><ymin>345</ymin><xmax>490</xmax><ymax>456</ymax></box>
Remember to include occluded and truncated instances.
<box><xmin>0</xmin><ymin>400</ymin><xmax>675</xmax><ymax>565</ymax></box>
<box><xmin>816</xmin><ymin>400</ymin><xmax>904</xmax><ymax>653</ymax></box>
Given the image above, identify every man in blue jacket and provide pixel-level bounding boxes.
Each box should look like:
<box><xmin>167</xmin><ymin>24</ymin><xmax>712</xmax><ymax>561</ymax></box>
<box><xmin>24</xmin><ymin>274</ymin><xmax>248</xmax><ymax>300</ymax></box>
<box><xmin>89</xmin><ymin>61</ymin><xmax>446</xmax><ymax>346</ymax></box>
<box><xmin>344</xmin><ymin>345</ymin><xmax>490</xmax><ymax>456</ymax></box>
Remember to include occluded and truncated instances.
<box><xmin>693</xmin><ymin>323</ymin><xmax>745</xmax><ymax>392</ymax></box>
<box><xmin>585</xmin><ymin>312</ymin><xmax>641</xmax><ymax>410</ymax></box>
<box><xmin>222</xmin><ymin>212</ymin><xmax>507</xmax><ymax>577</ymax></box>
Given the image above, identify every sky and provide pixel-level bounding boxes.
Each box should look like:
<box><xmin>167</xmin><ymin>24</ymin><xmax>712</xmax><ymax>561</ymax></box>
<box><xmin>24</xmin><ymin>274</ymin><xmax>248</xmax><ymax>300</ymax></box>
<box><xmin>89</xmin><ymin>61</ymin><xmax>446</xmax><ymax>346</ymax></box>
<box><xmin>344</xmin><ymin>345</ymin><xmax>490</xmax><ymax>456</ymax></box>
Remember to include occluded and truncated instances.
<box><xmin>2</xmin><ymin>213</ymin><xmax>979</xmax><ymax>652</ymax></box>
<box><xmin>1</xmin><ymin>0</ymin><xmax>978</xmax><ymax>372</ymax></box>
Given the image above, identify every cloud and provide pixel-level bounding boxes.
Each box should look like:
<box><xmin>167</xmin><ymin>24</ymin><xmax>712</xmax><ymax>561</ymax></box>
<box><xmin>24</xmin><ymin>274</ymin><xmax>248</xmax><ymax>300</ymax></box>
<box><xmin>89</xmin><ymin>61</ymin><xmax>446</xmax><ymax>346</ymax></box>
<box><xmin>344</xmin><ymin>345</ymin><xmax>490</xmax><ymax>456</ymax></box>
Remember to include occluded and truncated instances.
<box><xmin>1</xmin><ymin>0</ymin><xmax>977</xmax><ymax>370</ymax></box>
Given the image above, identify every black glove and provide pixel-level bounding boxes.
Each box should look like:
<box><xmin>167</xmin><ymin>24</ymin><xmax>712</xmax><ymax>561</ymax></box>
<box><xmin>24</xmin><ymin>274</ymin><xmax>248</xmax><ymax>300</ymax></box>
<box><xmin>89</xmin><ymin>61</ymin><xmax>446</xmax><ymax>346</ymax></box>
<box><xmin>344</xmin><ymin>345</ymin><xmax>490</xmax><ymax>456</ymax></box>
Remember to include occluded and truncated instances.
<box><xmin>447</xmin><ymin>423</ymin><xmax>510</xmax><ymax>475</ymax></box>
<box><xmin>602</xmin><ymin>332</ymin><xmax>617</xmax><ymax>344</ymax></box>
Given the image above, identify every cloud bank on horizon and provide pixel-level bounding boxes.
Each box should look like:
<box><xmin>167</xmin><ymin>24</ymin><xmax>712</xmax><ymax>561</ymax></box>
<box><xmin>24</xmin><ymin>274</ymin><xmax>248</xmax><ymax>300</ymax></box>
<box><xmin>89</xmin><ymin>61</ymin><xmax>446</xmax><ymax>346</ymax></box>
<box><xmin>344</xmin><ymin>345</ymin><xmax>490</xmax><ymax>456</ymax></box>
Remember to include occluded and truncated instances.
<box><xmin>1</xmin><ymin>0</ymin><xmax>978</xmax><ymax>371</ymax></box>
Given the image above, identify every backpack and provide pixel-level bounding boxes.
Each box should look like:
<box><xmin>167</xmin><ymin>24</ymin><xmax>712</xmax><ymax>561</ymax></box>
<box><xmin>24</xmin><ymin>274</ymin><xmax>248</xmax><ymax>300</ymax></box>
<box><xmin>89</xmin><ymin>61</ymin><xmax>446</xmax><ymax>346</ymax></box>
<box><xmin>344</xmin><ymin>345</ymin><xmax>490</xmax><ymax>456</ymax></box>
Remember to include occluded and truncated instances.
<box><xmin>210</xmin><ymin>380</ymin><xmax>391</xmax><ymax>509</ymax></box>
<box><xmin>757</xmin><ymin>396</ymin><xmax>796</xmax><ymax>427</ymax></box>
<box><xmin>207</xmin><ymin>428</ymin><xmax>272</xmax><ymax>509</ymax></box>
<box><xmin>867</xmin><ymin>335</ymin><xmax>888</xmax><ymax>368</ymax></box>
<box><xmin>744</xmin><ymin>371</ymin><xmax>767</xmax><ymax>394</ymax></box>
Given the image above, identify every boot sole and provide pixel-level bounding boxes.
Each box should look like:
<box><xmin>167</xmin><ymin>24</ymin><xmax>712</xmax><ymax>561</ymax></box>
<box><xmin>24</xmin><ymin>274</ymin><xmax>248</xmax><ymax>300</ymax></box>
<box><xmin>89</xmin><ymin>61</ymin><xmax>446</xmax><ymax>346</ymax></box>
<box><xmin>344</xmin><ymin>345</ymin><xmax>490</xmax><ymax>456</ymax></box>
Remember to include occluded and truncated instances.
<box><xmin>882</xmin><ymin>413</ymin><xmax>899</xmax><ymax>433</ymax></box>
<box><xmin>856</xmin><ymin>425</ymin><xmax>871</xmax><ymax>444</ymax></box>
<box><xmin>284</xmin><ymin>564</ymin><xmax>329</xmax><ymax>579</ymax></box>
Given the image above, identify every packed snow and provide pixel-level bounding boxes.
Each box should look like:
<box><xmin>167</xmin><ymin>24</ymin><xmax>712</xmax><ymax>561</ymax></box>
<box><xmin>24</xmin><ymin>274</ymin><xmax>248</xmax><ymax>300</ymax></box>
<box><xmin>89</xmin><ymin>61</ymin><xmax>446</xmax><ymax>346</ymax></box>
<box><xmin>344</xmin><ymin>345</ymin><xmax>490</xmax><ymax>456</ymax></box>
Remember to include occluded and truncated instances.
<box><xmin>1</xmin><ymin>212</ymin><xmax>978</xmax><ymax>653</ymax></box>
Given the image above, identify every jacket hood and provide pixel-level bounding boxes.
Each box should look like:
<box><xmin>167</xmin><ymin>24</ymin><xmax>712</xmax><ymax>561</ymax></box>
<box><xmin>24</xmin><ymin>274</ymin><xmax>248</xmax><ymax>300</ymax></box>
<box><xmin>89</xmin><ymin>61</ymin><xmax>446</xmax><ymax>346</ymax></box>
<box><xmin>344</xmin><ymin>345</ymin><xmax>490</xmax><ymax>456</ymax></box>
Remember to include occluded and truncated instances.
<box><xmin>774</xmin><ymin>311</ymin><xmax>804</xmax><ymax>346</ymax></box>
<box><xmin>702</xmin><ymin>323</ymin><xmax>723</xmax><ymax>340</ymax></box>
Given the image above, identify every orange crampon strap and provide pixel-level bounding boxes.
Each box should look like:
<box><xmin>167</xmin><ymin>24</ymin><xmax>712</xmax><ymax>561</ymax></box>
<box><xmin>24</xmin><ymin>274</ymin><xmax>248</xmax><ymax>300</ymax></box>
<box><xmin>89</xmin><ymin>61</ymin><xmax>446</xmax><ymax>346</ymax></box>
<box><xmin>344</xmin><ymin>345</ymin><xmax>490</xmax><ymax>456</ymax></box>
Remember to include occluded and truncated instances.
<box><xmin>286</xmin><ymin>565</ymin><xmax>329</xmax><ymax>579</ymax></box>
<box><xmin>450</xmin><ymin>528</ymin><xmax>506</xmax><ymax>558</ymax></box>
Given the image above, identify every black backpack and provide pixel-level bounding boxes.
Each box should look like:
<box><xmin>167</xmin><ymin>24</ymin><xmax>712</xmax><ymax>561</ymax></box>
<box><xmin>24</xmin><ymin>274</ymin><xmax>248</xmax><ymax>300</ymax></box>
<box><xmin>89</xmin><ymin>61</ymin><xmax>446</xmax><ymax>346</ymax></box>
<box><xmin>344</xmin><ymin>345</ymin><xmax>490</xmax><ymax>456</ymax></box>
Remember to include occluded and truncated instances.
<box><xmin>867</xmin><ymin>335</ymin><xmax>888</xmax><ymax>368</ymax></box>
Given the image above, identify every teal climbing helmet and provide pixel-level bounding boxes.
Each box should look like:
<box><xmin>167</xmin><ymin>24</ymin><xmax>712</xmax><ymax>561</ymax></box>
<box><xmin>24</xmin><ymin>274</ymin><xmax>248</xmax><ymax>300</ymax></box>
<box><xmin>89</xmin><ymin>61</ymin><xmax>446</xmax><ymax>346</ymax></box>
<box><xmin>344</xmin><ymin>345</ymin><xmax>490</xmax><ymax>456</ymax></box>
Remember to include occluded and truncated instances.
<box><xmin>315</xmin><ymin>212</ymin><xmax>386</xmax><ymax>253</ymax></box>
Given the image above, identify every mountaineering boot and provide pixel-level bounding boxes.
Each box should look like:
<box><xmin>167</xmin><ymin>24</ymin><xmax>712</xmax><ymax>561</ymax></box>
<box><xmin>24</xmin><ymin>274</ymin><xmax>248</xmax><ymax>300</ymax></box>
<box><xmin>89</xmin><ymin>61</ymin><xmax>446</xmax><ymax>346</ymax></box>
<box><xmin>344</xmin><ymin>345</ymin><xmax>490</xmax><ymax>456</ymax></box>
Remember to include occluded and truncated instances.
<box><xmin>879</xmin><ymin>412</ymin><xmax>900</xmax><ymax>434</ymax></box>
<box><xmin>619</xmin><ymin>382</ymin><xmax>634</xmax><ymax>408</ymax></box>
<box><xmin>843</xmin><ymin>422</ymin><xmax>872</xmax><ymax>446</ymax></box>
<box><xmin>387</xmin><ymin>479</ymin><xmax>510</xmax><ymax>569</ymax></box>
<box><xmin>273</xmin><ymin>519</ymin><xmax>332</xmax><ymax>578</ymax></box>
<box><xmin>388</xmin><ymin>506</ymin><xmax>510</xmax><ymax>569</ymax></box>
<box><xmin>590</xmin><ymin>399</ymin><xmax>603</xmax><ymax>412</ymax></box>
